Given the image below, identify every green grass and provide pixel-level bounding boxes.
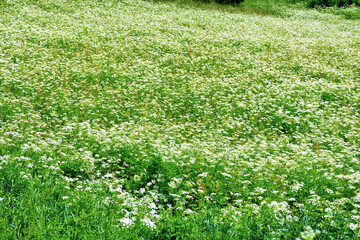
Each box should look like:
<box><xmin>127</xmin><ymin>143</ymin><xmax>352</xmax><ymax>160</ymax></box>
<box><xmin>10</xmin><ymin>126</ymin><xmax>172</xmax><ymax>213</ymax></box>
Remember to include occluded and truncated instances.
<box><xmin>0</xmin><ymin>0</ymin><xmax>360</xmax><ymax>238</ymax></box>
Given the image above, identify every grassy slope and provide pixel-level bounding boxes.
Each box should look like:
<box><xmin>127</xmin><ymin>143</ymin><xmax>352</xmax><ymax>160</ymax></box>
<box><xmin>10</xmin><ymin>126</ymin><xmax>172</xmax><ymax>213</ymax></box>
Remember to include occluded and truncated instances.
<box><xmin>0</xmin><ymin>0</ymin><xmax>360</xmax><ymax>238</ymax></box>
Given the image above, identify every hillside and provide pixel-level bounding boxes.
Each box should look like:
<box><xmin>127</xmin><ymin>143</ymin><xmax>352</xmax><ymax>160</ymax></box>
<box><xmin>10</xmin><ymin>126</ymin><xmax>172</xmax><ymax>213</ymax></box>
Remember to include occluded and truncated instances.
<box><xmin>1</xmin><ymin>0</ymin><xmax>360</xmax><ymax>238</ymax></box>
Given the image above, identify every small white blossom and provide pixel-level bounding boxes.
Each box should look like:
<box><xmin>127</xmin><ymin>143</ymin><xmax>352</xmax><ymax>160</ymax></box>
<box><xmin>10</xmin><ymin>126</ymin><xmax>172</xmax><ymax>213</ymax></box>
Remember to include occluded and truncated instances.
<box><xmin>349</xmin><ymin>223</ymin><xmax>359</xmax><ymax>231</ymax></box>
<box><xmin>198</xmin><ymin>172</ymin><xmax>208</xmax><ymax>178</ymax></box>
<box><xmin>142</xmin><ymin>217</ymin><xmax>156</xmax><ymax>230</ymax></box>
<box><xmin>221</xmin><ymin>172</ymin><xmax>232</xmax><ymax>178</ymax></box>
<box><xmin>119</xmin><ymin>217</ymin><xmax>135</xmax><ymax>227</ymax></box>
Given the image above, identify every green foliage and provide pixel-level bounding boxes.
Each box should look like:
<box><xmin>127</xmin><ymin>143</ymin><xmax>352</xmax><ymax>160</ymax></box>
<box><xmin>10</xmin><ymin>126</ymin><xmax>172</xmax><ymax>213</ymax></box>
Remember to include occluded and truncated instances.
<box><xmin>319</xmin><ymin>3</ymin><xmax>360</xmax><ymax>19</ymax></box>
<box><xmin>215</xmin><ymin>0</ymin><xmax>244</xmax><ymax>5</ymax></box>
<box><xmin>288</xmin><ymin>0</ymin><xmax>360</xmax><ymax>7</ymax></box>
<box><xmin>307</xmin><ymin>0</ymin><xmax>360</xmax><ymax>7</ymax></box>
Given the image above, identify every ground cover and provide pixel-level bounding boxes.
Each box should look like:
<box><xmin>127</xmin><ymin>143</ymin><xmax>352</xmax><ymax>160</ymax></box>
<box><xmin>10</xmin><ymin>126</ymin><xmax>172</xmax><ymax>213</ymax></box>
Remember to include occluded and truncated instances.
<box><xmin>0</xmin><ymin>0</ymin><xmax>360</xmax><ymax>238</ymax></box>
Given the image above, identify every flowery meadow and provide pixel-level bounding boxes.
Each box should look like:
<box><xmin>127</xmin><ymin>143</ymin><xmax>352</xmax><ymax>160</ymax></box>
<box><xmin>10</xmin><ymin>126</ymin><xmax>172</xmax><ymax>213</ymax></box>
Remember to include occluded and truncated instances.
<box><xmin>0</xmin><ymin>0</ymin><xmax>360</xmax><ymax>238</ymax></box>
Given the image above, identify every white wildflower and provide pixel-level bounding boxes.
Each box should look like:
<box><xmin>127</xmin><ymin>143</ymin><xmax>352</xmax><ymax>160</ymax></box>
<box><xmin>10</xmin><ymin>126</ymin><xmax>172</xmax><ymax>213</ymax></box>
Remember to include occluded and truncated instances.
<box><xmin>142</xmin><ymin>217</ymin><xmax>156</xmax><ymax>230</ymax></box>
<box><xmin>168</xmin><ymin>181</ymin><xmax>177</xmax><ymax>188</ymax></box>
<box><xmin>119</xmin><ymin>217</ymin><xmax>135</xmax><ymax>227</ymax></box>
<box><xmin>349</xmin><ymin>223</ymin><xmax>359</xmax><ymax>231</ymax></box>
<box><xmin>221</xmin><ymin>172</ymin><xmax>232</xmax><ymax>178</ymax></box>
<box><xmin>198</xmin><ymin>172</ymin><xmax>208</xmax><ymax>178</ymax></box>
<box><xmin>296</xmin><ymin>226</ymin><xmax>320</xmax><ymax>240</ymax></box>
<box><xmin>184</xmin><ymin>209</ymin><xmax>194</xmax><ymax>214</ymax></box>
<box><xmin>103</xmin><ymin>173</ymin><xmax>113</xmax><ymax>178</ymax></box>
<box><xmin>325</xmin><ymin>189</ymin><xmax>334</xmax><ymax>194</ymax></box>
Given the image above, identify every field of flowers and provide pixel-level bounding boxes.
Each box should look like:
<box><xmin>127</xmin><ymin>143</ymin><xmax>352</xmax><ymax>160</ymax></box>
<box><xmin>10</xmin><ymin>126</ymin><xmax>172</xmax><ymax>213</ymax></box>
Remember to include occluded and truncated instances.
<box><xmin>0</xmin><ymin>0</ymin><xmax>360</xmax><ymax>238</ymax></box>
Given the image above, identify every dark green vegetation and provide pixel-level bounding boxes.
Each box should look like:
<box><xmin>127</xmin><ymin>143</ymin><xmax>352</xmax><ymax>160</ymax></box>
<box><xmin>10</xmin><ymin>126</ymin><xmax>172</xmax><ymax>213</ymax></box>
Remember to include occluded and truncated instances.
<box><xmin>306</xmin><ymin>0</ymin><xmax>360</xmax><ymax>7</ymax></box>
<box><xmin>194</xmin><ymin>0</ymin><xmax>360</xmax><ymax>8</ymax></box>
<box><xmin>0</xmin><ymin>0</ymin><xmax>360</xmax><ymax>239</ymax></box>
<box><xmin>217</xmin><ymin>0</ymin><xmax>360</xmax><ymax>8</ymax></box>
<box><xmin>215</xmin><ymin>0</ymin><xmax>244</xmax><ymax>5</ymax></box>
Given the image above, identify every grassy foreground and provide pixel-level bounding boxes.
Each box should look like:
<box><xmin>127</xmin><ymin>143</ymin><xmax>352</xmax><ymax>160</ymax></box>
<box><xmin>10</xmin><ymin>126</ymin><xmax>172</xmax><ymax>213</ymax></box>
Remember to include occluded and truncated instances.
<box><xmin>1</xmin><ymin>0</ymin><xmax>360</xmax><ymax>238</ymax></box>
